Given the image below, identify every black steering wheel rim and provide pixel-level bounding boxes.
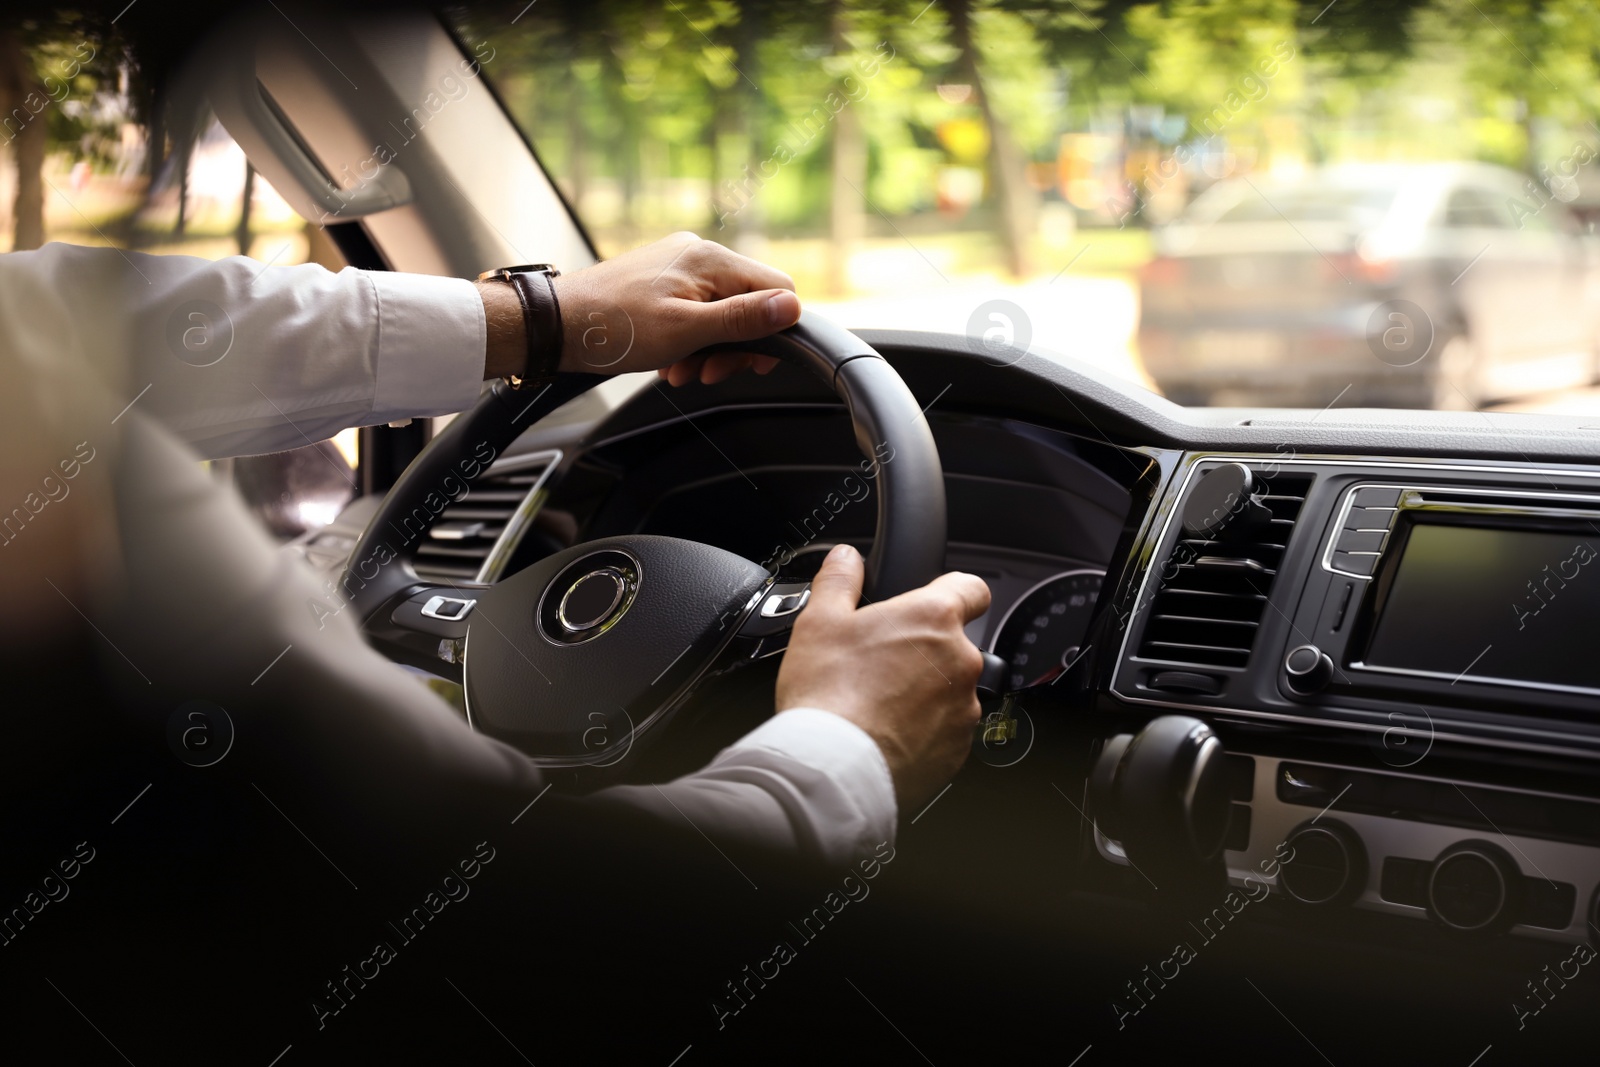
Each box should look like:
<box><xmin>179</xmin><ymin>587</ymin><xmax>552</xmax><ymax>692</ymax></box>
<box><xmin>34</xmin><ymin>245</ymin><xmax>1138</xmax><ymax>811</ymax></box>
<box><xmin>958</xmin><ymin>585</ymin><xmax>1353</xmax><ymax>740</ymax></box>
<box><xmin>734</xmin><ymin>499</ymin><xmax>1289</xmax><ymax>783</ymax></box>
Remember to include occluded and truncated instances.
<box><xmin>342</xmin><ymin>310</ymin><xmax>947</xmax><ymax>763</ymax></box>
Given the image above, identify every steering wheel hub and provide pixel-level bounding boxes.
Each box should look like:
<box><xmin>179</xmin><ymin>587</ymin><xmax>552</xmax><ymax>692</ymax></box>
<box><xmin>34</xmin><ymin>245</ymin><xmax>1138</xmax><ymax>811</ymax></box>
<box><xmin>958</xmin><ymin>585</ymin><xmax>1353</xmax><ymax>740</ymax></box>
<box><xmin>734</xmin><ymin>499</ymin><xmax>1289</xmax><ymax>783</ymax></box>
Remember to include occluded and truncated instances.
<box><xmin>541</xmin><ymin>550</ymin><xmax>640</xmax><ymax>643</ymax></box>
<box><xmin>464</xmin><ymin>535</ymin><xmax>770</xmax><ymax>763</ymax></box>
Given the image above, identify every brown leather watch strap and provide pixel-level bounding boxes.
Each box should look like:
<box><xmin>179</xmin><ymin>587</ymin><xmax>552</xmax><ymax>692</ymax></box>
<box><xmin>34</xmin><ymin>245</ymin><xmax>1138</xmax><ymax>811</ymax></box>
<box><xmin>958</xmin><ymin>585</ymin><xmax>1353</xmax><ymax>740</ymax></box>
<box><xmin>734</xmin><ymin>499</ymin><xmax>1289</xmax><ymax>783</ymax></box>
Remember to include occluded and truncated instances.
<box><xmin>507</xmin><ymin>269</ymin><xmax>563</xmax><ymax>382</ymax></box>
<box><xmin>478</xmin><ymin>264</ymin><xmax>563</xmax><ymax>384</ymax></box>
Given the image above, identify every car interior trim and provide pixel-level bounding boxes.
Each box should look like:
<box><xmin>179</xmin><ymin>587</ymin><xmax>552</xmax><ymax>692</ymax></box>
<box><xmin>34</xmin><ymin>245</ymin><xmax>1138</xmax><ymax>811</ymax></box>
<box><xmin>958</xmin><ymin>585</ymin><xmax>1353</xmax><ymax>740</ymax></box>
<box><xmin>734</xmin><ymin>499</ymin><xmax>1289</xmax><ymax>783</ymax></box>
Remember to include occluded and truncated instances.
<box><xmin>468</xmin><ymin>448</ymin><xmax>563</xmax><ymax>584</ymax></box>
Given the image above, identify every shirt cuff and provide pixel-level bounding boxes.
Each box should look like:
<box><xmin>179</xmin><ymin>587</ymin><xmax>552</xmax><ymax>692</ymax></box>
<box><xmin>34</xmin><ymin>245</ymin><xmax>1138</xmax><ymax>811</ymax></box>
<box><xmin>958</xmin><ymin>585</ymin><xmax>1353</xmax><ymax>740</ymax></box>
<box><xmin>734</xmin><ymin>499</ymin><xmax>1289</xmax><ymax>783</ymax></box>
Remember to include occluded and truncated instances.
<box><xmin>724</xmin><ymin>706</ymin><xmax>898</xmax><ymax>853</ymax></box>
<box><xmin>366</xmin><ymin>272</ymin><xmax>486</xmax><ymax>423</ymax></box>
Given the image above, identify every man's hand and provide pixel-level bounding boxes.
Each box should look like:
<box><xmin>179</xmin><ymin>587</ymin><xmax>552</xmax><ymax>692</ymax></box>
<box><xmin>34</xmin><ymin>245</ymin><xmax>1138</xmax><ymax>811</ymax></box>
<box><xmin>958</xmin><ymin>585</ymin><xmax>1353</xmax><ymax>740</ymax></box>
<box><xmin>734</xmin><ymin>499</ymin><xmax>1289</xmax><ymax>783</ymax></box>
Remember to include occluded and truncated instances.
<box><xmin>480</xmin><ymin>233</ymin><xmax>802</xmax><ymax>385</ymax></box>
<box><xmin>774</xmin><ymin>543</ymin><xmax>992</xmax><ymax>813</ymax></box>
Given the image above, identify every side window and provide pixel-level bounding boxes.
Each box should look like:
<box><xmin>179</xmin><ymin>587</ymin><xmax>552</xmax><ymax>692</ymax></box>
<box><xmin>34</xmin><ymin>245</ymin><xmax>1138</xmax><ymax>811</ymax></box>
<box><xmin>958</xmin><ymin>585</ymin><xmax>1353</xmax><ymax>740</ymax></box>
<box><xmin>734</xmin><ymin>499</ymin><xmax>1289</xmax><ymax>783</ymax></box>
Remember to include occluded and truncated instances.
<box><xmin>0</xmin><ymin>17</ymin><xmax>359</xmax><ymax>542</ymax></box>
<box><xmin>1443</xmin><ymin>188</ymin><xmax>1510</xmax><ymax>229</ymax></box>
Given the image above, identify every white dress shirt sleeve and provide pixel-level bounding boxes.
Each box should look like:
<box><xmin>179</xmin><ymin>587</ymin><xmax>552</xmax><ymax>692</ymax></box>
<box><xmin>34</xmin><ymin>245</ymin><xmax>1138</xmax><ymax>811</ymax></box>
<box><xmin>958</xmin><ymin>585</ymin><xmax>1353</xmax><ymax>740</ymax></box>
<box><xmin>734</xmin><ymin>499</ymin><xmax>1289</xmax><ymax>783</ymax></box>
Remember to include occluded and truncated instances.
<box><xmin>12</xmin><ymin>243</ymin><xmax>486</xmax><ymax>459</ymax></box>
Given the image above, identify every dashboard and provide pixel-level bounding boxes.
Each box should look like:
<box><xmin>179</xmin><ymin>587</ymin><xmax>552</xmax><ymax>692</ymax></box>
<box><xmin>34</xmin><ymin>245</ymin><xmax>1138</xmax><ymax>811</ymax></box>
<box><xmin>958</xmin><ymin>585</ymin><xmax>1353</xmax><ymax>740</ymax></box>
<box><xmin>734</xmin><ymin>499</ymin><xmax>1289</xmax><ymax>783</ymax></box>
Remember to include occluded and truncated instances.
<box><xmin>303</xmin><ymin>327</ymin><xmax>1600</xmax><ymax>973</ymax></box>
<box><xmin>398</xmin><ymin>331</ymin><xmax>1594</xmax><ymax>955</ymax></box>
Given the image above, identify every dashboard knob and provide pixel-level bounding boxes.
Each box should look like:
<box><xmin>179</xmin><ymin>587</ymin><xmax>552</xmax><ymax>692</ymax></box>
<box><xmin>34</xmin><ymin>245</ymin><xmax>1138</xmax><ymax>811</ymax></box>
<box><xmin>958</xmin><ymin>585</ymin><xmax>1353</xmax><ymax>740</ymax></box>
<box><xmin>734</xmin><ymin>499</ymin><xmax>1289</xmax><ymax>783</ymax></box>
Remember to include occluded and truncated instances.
<box><xmin>1278</xmin><ymin>820</ymin><xmax>1366</xmax><ymax>907</ymax></box>
<box><xmin>1087</xmin><ymin>733</ymin><xmax>1133</xmax><ymax>844</ymax></box>
<box><xmin>1284</xmin><ymin>644</ymin><xmax>1334</xmax><ymax>693</ymax></box>
<box><xmin>1182</xmin><ymin>462</ymin><xmax>1263</xmax><ymax>540</ymax></box>
<box><xmin>1427</xmin><ymin>841</ymin><xmax>1522</xmax><ymax>933</ymax></box>
<box><xmin>1089</xmin><ymin>716</ymin><xmax>1231</xmax><ymax>867</ymax></box>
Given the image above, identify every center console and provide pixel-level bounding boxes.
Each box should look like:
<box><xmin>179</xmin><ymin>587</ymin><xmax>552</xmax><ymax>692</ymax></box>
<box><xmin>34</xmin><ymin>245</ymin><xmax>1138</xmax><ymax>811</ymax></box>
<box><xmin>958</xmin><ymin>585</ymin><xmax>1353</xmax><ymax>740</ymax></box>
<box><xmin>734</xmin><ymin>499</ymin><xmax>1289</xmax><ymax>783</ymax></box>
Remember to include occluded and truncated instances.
<box><xmin>1099</xmin><ymin>454</ymin><xmax>1600</xmax><ymax>943</ymax></box>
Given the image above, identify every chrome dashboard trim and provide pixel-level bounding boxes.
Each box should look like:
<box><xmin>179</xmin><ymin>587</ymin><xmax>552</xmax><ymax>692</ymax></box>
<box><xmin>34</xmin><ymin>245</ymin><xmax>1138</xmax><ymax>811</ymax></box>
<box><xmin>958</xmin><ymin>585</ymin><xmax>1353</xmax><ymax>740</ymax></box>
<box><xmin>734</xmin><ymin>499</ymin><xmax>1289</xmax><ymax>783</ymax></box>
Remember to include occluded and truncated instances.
<box><xmin>472</xmin><ymin>448</ymin><xmax>563</xmax><ymax>584</ymax></box>
<box><xmin>1351</xmin><ymin>661</ymin><xmax>1600</xmax><ymax>699</ymax></box>
<box><xmin>1318</xmin><ymin>481</ymin><xmax>1600</xmax><ymax>580</ymax></box>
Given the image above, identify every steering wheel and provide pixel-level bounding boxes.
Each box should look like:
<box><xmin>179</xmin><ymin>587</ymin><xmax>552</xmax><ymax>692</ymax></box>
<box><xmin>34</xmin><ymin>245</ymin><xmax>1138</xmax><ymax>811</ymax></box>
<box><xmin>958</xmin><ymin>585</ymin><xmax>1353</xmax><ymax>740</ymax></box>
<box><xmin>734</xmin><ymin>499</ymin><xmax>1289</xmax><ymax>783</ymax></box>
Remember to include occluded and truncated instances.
<box><xmin>342</xmin><ymin>311</ymin><xmax>947</xmax><ymax>766</ymax></box>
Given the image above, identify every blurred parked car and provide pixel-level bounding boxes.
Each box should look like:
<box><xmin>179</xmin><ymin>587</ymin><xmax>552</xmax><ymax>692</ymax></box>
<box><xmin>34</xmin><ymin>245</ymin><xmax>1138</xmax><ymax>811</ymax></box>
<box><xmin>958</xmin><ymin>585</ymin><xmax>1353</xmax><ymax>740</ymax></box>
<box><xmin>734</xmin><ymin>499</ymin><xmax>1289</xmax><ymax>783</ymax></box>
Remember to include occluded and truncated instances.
<box><xmin>1137</xmin><ymin>163</ymin><xmax>1600</xmax><ymax>409</ymax></box>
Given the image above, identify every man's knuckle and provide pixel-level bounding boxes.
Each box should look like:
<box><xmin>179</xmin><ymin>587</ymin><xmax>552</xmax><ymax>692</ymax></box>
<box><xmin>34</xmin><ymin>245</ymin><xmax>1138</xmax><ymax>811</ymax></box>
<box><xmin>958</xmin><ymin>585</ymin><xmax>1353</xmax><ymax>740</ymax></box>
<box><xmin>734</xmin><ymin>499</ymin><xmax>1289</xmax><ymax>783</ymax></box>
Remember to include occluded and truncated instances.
<box><xmin>721</xmin><ymin>298</ymin><xmax>749</xmax><ymax>336</ymax></box>
<box><xmin>953</xmin><ymin>643</ymin><xmax>982</xmax><ymax>679</ymax></box>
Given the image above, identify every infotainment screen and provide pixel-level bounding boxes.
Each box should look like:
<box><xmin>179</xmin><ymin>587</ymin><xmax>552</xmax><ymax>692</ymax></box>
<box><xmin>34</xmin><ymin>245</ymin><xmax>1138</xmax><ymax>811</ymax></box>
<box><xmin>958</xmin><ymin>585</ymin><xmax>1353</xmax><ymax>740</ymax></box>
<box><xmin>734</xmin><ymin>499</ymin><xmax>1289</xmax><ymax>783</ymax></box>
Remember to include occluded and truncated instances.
<box><xmin>1364</xmin><ymin>523</ymin><xmax>1600</xmax><ymax>690</ymax></box>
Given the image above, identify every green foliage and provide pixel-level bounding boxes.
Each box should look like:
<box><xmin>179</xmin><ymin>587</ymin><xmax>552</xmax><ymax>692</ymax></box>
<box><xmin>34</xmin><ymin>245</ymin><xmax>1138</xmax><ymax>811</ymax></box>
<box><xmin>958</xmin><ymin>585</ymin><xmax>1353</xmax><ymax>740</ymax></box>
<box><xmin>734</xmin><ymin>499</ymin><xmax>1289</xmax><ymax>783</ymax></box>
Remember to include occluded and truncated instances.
<box><xmin>1124</xmin><ymin>0</ymin><xmax>1302</xmax><ymax>135</ymax></box>
<box><xmin>458</xmin><ymin>0</ymin><xmax>1600</xmax><ymax>246</ymax></box>
<box><xmin>25</xmin><ymin>0</ymin><xmax>1600</xmax><ymax>249</ymax></box>
<box><xmin>2</xmin><ymin>15</ymin><xmax>132</xmax><ymax>168</ymax></box>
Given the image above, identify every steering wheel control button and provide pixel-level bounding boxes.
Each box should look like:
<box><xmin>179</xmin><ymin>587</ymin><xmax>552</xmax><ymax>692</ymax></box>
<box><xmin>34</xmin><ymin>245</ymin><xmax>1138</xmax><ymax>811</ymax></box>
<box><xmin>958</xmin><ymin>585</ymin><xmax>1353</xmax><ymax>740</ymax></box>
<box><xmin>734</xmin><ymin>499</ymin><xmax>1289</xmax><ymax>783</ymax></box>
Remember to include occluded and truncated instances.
<box><xmin>536</xmin><ymin>550</ymin><xmax>641</xmax><ymax>646</ymax></box>
<box><xmin>392</xmin><ymin>588</ymin><xmax>479</xmax><ymax>638</ymax></box>
<box><xmin>1427</xmin><ymin>841</ymin><xmax>1522</xmax><ymax>934</ymax></box>
<box><xmin>558</xmin><ymin>569</ymin><xmax>629</xmax><ymax>632</ymax></box>
<box><xmin>420</xmin><ymin>595</ymin><xmax>477</xmax><ymax>621</ymax></box>
<box><xmin>740</xmin><ymin>582</ymin><xmax>813</xmax><ymax>640</ymax></box>
<box><xmin>760</xmin><ymin>587</ymin><xmax>810</xmax><ymax>618</ymax></box>
<box><xmin>1284</xmin><ymin>643</ymin><xmax>1334</xmax><ymax>693</ymax></box>
<box><xmin>1279</xmin><ymin>821</ymin><xmax>1367</xmax><ymax>907</ymax></box>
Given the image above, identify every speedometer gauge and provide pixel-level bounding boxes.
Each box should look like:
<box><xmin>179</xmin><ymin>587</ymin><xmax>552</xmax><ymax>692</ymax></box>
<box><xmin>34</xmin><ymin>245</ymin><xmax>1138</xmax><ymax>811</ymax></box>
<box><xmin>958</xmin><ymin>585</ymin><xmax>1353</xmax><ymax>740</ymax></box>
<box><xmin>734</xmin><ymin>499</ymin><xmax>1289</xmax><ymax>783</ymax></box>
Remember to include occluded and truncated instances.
<box><xmin>988</xmin><ymin>569</ymin><xmax>1105</xmax><ymax>690</ymax></box>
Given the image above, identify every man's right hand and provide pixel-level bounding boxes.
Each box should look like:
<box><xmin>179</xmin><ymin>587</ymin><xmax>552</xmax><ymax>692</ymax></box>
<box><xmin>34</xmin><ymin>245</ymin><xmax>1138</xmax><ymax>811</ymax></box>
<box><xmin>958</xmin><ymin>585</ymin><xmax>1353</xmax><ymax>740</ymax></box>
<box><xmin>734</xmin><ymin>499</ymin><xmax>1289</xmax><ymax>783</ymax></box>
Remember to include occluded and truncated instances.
<box><xmin>774</xmin><ymin>543</ymin><xmax>992</xmax><ymax>813</ymax></box>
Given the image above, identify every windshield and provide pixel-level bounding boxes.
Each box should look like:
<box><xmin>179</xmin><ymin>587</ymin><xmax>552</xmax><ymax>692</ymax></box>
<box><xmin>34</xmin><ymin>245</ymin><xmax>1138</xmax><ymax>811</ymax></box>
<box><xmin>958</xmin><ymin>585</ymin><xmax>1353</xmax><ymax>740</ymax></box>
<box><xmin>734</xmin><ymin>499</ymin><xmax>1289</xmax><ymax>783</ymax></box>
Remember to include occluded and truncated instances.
<box><xmin>455</xmin><ymin>2</ymin><xmax>1600</xmax><ymax>415</ymax></box>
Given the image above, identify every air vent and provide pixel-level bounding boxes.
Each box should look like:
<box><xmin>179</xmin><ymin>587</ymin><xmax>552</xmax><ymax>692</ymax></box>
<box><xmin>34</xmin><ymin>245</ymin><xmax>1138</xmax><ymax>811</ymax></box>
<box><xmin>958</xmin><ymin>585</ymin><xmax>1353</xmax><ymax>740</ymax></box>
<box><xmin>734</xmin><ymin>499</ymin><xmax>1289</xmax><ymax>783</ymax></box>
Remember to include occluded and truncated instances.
<box><xmin>1136</xmin><ymin>470</ymin><xmax>1314</xmax><ymax>669</ymax></box>
<box><xmin>412</xmin><ymin>450</ymin><xmax>560</xmax><ymax>583</ymax></box>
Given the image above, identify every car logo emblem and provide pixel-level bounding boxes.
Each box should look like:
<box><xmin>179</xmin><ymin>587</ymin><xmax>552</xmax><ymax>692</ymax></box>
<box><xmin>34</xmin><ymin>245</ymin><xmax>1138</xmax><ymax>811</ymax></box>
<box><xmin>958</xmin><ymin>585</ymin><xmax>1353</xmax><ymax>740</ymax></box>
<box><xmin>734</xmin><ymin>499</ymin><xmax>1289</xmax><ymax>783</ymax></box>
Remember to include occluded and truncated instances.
<box><xmin>557</xmin><ymin>567</ymin><xmax>630</xmax><ymax>633</ymax></box>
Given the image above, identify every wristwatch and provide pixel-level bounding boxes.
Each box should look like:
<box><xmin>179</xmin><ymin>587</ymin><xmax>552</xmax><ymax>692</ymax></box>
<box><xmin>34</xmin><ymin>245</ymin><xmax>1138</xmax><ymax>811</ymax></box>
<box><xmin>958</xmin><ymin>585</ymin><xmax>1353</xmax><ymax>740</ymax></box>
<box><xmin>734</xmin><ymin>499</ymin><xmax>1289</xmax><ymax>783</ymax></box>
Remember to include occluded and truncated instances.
<box><xmin>477</xmin><ymin>263</ymin><xmax>564</xmax><ymax>386</ymax></box>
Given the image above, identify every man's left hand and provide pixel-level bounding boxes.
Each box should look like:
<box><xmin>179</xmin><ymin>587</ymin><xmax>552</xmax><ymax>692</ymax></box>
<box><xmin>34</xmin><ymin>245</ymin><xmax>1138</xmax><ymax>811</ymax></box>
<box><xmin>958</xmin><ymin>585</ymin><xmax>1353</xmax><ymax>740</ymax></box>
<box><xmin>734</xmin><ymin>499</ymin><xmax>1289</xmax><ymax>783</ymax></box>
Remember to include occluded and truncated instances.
<box><xmin>481</xmin><ymin>232</ymin><xmax>802</xmax><ymax>385</ymax></box>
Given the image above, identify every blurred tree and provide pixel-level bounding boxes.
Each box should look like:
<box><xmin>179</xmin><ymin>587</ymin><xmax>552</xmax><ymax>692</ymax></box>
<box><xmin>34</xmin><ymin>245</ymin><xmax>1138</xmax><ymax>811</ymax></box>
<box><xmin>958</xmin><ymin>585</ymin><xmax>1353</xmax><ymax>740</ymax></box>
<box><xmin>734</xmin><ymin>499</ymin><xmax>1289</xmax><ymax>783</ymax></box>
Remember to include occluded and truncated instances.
<box><xmin>944</xmin><ymin>0</ymin><xmax>1035</xmax><ymax>275</ymax></box>
<box><xmin>828</xmin><ymin>0</ymin><xmax>867</xmax><ymax>291</ymax></box>
<box><xmin>1413</xmin><ymin>0</ymin><xmax>1600</xmax><ymax>170</ymax></box>
<box><xmin>236</xmin><ymin>160</ymin><xmax>255</xmax><ymax>257</ymax></box>
<box><xmin>1124</xmin><ymin>0</ymin><xmax>1302</xmax><ymax>148</ymax></box>
<box><xmin>0</xmin><ymin>28</ymin><xmax>48</xmax><ymax>250</ymax></box>
<box><xmin>0</xmin><ymin>12</ymin><xmax>138</xmax><ymax>251</ymax></box>
<box><xmin>929</xmin><ymin>0</ymin><xmax>1107</xmax><ymax>275</ymax></box>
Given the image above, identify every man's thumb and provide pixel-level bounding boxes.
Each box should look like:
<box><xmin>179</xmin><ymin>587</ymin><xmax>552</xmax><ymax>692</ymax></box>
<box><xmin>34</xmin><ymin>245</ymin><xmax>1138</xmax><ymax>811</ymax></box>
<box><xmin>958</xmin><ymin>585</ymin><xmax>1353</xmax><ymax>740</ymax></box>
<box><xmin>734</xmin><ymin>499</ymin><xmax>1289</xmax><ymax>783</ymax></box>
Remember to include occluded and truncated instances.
<box><xmin>806</xmin><ymin>543</ymin><xmax>863</xmax><ymax>614</ymax></box>
<box><xmin>684</xmin><ymin>289</ymin><xmax>801</xmax><ymax>348</ymax></box>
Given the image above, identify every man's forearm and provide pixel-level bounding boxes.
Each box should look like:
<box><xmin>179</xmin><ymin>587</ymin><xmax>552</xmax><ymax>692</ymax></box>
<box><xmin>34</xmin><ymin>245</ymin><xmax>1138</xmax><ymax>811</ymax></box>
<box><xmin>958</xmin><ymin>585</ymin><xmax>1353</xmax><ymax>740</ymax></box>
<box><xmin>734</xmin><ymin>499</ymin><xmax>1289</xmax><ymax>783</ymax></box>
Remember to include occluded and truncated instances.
<box><xmin>478</xmin><ymin>279</ymin><xmax>528</xmax><ymax>380</ymax></box>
